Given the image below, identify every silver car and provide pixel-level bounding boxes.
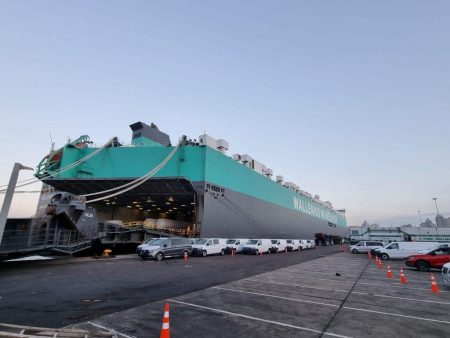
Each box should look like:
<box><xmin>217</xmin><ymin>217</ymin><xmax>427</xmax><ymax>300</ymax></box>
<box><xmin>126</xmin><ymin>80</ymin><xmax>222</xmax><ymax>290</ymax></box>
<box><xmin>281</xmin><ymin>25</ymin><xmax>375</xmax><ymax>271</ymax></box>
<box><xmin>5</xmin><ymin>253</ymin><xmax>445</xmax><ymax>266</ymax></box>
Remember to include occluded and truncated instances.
<box><xmin>350</xmin><ymin>241</ymin><xmax>384</xmax><ymax>254</ymax></box>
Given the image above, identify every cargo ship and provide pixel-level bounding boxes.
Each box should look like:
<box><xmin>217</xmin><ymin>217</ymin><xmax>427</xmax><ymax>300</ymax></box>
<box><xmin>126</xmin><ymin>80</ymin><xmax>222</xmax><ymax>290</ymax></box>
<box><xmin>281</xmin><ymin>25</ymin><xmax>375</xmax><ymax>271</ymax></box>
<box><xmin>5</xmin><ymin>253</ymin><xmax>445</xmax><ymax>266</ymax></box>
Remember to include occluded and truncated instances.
<box><xmin>34</xmin><ymin>122</ymin><xmax>347</xmax><ymax>239</ymax></box>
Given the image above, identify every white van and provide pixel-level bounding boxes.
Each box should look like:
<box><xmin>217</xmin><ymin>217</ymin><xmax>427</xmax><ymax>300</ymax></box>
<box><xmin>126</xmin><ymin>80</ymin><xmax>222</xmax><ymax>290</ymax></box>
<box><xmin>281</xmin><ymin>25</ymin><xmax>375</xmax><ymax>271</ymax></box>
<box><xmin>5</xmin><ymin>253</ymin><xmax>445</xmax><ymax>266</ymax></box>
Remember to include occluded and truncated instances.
<box><xmin>306</xmin><ymin>239</ymin><xmax>316</xmax><ymax>249</ymax></box>
<box><xmin>299</xmin><ymin>240</ymin><xmax>309</xmax><ymax>251</ymax></box>
<box><xmin>270</xmin><ymin>239</ymin><xmax>288</xmax><ymax>253</ymax></box>
<box><xmin>377</xmin><ymin>242</ymin><xmax>440</xmax><ymax>260</ymax></box>
<box><xmin>242</xmin><ymin>239</ymin><xmax>272</xmax><ymax>255</ymax></box>
<box><xmin>286</xmin><ymin>239</ymin><xmax>301</xmax><ymax>251</ymax></box>
<box><xmin>191</xmin><ymin>238</ymin><xmax>227</xmax><ymax>257</ymax></box>
<box><xmin>225</xmin><ymin>239</ymin><xmax>249</xmax><ymax>254</ymax></box>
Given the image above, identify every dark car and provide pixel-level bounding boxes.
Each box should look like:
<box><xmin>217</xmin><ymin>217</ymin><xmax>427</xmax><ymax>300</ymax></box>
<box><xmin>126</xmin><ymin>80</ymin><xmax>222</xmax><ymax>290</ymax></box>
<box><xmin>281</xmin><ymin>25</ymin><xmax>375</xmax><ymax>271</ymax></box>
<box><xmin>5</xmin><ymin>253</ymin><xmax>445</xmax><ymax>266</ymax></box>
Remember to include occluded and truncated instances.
<box><xmin>404</xmin><ymin>247</ymin><xmax>450</xmax><ymax>272</ymax></box>
<box><xmin>139</xmin><ymin>237</ymin><xmax>192</xmax><ymax>261</ymax></box>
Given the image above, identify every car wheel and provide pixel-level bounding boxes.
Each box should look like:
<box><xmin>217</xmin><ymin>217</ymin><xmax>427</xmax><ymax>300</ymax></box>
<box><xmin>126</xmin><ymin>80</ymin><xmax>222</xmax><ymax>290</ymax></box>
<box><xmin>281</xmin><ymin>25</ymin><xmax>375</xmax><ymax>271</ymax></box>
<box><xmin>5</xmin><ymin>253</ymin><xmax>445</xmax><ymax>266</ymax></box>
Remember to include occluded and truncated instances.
<box><xmin>381</xmin><ymin>253</ymin><xmax>389</xmax><ymax>260</ymax></box>
<box><xmin>255</xmin><ymin>249</ymin><xmax>259</xmax><ymax>255</ymax></box>
<box><xmin>416</xmin><ymin>261</ymin><xmax>430</xmax><ymax>272</ymax></box>
<box><xmin>202</xmin><ymin>250</ymin><xmax>207</xmax><ymax>257</ymax></box>
<box><xmin>220</xmin><ymin>249</ymin><xmax>225</xmax><ymax>256</ymax></box>
<box><xmin>352</xmin><ymin>249</ymin><xmax>358</xmax><ymax>254</ymax></box>
<box><xmin>156</xmin><ymin>252</ymin><xmax>163</xmax><ymax>261</ymax></box>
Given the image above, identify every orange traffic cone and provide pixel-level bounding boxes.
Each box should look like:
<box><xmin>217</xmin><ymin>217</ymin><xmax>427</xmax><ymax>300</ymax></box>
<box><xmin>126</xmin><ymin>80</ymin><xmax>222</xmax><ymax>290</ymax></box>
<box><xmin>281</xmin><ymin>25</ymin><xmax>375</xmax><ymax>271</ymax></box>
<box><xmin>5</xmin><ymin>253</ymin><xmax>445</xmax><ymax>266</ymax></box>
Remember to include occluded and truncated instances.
<box><xmin>231</xmin><ymin>248</ymin><xmax>235</xmax><ymax>256</ymax></box>
<box><xmin>378</xmin><ymin>258</ymin><xmax>383</xmax><ymax>270</ymax></box>
<box><xmin>386</xmin><ymin>265</ymin><xmax>393</xmax><ymax>278</ymax></box>
<box><xmin>431</xmin><ymin>273</ymin><xmax>440</xmax><ymax>293</ymax></box>
<box><xmin>400</xmin><ymin>268</ymin><xmax>407</xmax><ymax>284</ymax></box>
<box><xmin>183</xmin><ymin>251</ymin><xmax>188</xmax><ymax>262</ymax></box>
<box><xmin>285</xmin><ymin>247</ymin><xmax>287</xmax><ymax>255</ymax></box>
<box><xmin>368</xmin><ymin>251</ymin><xmax>372</xmax><ymax>260</ymax></box>
<box><xmin>160</xmin><ymin>303</ymin><xmax>170</xmax><ymax>338</ymax></box>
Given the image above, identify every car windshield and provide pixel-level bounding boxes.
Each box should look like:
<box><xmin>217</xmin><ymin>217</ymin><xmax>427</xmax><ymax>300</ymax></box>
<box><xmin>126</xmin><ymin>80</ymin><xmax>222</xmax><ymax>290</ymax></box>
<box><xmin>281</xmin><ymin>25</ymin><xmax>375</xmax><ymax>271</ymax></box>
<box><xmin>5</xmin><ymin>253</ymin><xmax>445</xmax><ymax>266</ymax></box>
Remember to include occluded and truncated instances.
<box><xmin>247</xmin><ymin>240</ymin><xmax>258</xmax><ymax>245</ymax></box>
<box><xmin>226</xmin><ymin>240</ymin><xmax>236</xmax><ymax>244</ymax></box>
<box><xmin>143</xmin><ymin>238</ymin><xmax>157</xmax><ymax>244</ymax></box>
<box><xmin>196</xmin><ymin>239</ymin><xmax>208</xmax><ymax>245</ymax></box>
<box><xmin>271</xmin><ymin>240</ymin><xmax>278</xmax><ymax>244</ymax></box>
<box><xmin>286</xmin><ymin>240</ymin><xmax>292</xmax><ymax>244</ymax></box>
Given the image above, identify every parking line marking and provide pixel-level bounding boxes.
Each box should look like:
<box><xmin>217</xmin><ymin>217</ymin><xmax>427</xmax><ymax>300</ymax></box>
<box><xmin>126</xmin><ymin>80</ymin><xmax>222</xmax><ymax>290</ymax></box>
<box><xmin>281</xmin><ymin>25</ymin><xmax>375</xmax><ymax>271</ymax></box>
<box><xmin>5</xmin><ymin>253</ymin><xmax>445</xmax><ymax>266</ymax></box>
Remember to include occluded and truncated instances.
<box><xmin>243</xmin><ymin>278</ymin><xmax>450</xmax><ymax>305</ymax></box>
<box><xmin>212</xmin><ymin>286</ymin><xmax>340</xmax><ymax>308</ymax></box>
<box><xmin>169</xmin><ymin>299</ymin><xmax>352</xmax><ymax>338</ymax></box>
<box><xmin>350</xmin><ymin>291</ymin><xmax>450</xmax><ymax>305</ymax></box>
<box><xmin>341</xmin><ymin>306</ymin><xmax>450</xmax><ymax>324</ymax></box>
<box><xmin>212</xmin><ymin>285</ymin><xmax>450</xmax><ymax>325</ymax></box>
<box><xmin>357</xmin><ymin>281</ymin><xmax>450</xmax><ymax>292</ymax></box>
<box><xmin>243</xmin><ymin>278</ymin><xmax>350</xmax><ymax>293</ymax></box>
<box><xmin>261</xmin><ymin>273</ymin><xmax>450</xmax><ymax>292</ymax></box>
<box><xmin>87</xmin><ymin>321</ymin><xmax>136</xmax><ymax>338</ymax></box>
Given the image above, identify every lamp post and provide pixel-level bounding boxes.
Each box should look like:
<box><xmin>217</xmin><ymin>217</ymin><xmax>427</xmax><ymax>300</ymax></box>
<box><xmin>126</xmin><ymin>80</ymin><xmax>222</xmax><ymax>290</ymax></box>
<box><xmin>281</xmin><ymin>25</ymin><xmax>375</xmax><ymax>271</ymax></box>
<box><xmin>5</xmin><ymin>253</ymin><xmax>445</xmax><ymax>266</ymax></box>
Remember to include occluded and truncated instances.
<box><xmin>432</xmin><ymin>198</ymin><xmax>440</xmax><ymax>229</ymax></box>
<box><xmin>432</xmin><ymin>198</ymin><xmax>440</xmax><ymax>215</ymax></box>
<box><xmin>417</xmin><ymin>210</ymin><xmax>423</xmax><ymax>225</ymax></box>
<box><xmin>0</xmin><ymin>163</ymin><xmax>34</xmax><ymax>246</ymax></box>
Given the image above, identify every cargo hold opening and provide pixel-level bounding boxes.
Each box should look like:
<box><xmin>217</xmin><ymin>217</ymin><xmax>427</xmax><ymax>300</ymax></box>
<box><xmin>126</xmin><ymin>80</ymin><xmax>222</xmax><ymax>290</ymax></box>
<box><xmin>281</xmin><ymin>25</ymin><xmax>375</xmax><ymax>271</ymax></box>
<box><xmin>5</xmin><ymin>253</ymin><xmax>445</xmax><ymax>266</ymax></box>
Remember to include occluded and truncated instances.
<box><xmin>45</xmin><ymin>178</ymin><xmax>200</xmax><ymax>237</ymax></box>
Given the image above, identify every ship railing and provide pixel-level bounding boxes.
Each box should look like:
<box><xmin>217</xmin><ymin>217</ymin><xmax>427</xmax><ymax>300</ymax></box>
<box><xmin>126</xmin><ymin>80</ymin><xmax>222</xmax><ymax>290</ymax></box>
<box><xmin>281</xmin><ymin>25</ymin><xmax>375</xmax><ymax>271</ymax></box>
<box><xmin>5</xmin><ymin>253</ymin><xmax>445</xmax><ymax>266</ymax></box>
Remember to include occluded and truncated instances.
<box><xmin>0</xmin><ymin>228</ymin><xmax>58</xmax><ymax>252</ymax></box>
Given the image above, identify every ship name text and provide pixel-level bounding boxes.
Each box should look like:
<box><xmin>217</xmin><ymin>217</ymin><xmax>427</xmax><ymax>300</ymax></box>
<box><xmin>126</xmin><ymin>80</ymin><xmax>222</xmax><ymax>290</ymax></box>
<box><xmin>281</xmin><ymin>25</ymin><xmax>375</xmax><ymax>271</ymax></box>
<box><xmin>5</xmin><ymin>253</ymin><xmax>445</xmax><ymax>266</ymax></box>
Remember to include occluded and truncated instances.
<box><xmin>292</xmin><ymin>196</ymin><xmax>338</xmax><ymax>223</ymax></box>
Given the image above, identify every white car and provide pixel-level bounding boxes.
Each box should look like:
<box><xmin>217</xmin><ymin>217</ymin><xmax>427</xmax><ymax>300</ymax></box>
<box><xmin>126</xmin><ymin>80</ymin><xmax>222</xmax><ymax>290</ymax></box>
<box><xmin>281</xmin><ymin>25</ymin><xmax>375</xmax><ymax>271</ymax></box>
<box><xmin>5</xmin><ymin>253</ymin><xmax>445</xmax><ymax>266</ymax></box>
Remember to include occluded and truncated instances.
<box><xmin>191</xmin><ymin>238</ymin><xmax>227</xmax><ymax>257</ymax></box>
<box><xmin>286</xmin><ymin>239</ymin><xmax>301</xmax><ymax>251</ymax></box>
<box><xmin>270</xmin><ymin>239</ymin><xmax>288</xmax><ymax>253</ymax></box>
<box><xmin>306</xmin><ymin>240</ymin><xmax>316</xmax><ymax>249</ymax></box>
<box><xmin>350</xmin><ymin>241</ymin><xmax>384</xmax><ymax>254</ymax></box>
<box><xmin>242</xmin><ymin>239</ymin><xmax>272</xmax><ymax>255</ymax></box>
<box><xmin>443</xmin><ymin>263</ymin><xmax>450</xmax><ymax>285</ymax></box>
<box><xmin>225</xmin><ymin>239</ymin><xmax>249</xmax><ymax>254</ymax></box>
<box><xmin>299</xmin><ymin>240</ymin><xmax>309</xmax><ymax>251</ymax></box>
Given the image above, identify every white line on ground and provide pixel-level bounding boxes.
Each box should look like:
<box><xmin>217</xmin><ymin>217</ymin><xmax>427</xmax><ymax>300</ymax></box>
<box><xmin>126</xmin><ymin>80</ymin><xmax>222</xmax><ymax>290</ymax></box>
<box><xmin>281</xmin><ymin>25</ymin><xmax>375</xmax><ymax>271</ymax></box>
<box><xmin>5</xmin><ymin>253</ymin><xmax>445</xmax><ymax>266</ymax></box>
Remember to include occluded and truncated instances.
<box><xmin>260</xmin><ymin>273</ymin><xmax>449</xmax><ymax>291</ymax></box>
<box><xmin>243</xmin><ymin>278</ymin><xmax>350</xmax><ymax>293</ymax></box>
<box><xmin>350</xmin><ymin>291</ymin><xmax>450</xmax><ymax>305</ymax></box>
<box><xmin>341</xmin><ymin>306</ymin><xmax>450</xmax><ymax>325</ymax></box>
<box><xmin>86</xmin><ymin>321</ymin><xmax>136</xmax><ymax>338</ymax></box>
<box><xmin>212</xmin><ymin>286</ymin><xmax>340</xmax><ymax>307</ymax></box>
<box><xmin>244</xmin><ymin>278</ymin><xmax>450</xmax><ymax>305</ymax></box>
<box><xmin>213</xmin><ymin>286</ymin><xmax>450</xmax><ymax>325</ymax></box>
<box><xmin>169</xmin><ymin>299</ymin><xmax>353</xmax><ymax>338</ymax></box>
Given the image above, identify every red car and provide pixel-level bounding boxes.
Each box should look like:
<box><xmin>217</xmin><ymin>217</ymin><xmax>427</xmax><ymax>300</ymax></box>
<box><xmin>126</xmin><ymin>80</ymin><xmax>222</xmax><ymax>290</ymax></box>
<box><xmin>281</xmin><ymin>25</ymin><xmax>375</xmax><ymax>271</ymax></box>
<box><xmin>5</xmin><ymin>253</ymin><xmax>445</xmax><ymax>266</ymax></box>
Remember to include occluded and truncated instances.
<box><xmin>405</xmin><ymin>246</ymin><xmax>450</xmax><ymax>272</ymax></box>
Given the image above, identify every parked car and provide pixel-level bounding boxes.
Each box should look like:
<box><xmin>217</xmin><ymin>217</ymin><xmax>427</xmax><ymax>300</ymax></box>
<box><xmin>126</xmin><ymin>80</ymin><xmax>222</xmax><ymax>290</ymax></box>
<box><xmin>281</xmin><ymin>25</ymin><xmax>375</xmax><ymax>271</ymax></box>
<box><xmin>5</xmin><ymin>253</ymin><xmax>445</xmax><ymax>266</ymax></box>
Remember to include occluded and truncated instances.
<box><xmin>139</xmin><ymin>237</ymin><xmax>192</xmax><ymax>261</ymax></box>
<box><xmin>225</xmin><ymin>239</ymin><xmax>249</xmax><ymax>254</ymax></box>
<box><xmin>136</xmin><ymin>238</ymin><xmax>158</xmax><ymax>255</ymax></box>
<box><xmin>376</xmin><ymin>242</ymin><xmax>440</xmax><ymax>260</ymax></box>
<box><xmin>242</xmin><ymin>239</ymin><xmax>272</xmax><ymax>255</ymax></box>
<box><xmin>405</xmin><ymin>246</ymin><xmax>450</xmax><ymax>272</ymax></box>
<box><xmin>286</xmin><ymin>239</ymin><xmax>301</xmax><ymax>251</ymax></box>
<box><xmin>305</xmin><ymin>240</ymin><xmax>315</xmax><ymax>249</ymax></box>
<box><xmin>443</xmin><ymin>263</ymin><xmax>450</xmax><ymax>285</ymax></box>
<box><xmin>350</xmin><ymin>241</ymin><xmax>384</xmax><ymax>254</ymax></box>
<box><xmin>299</xmin><ymin>240</ymin><xmax>309</xmax><ymax>251</ymax></box>
<box><xmin>270</xmin><ymin>239</ymin><xmax>288</xmax><ymax>253</ymax></box>
<box><xmin>191</xmin><ymin>238</ymin><xmax>227</xmax><ymax>257</ymax></box>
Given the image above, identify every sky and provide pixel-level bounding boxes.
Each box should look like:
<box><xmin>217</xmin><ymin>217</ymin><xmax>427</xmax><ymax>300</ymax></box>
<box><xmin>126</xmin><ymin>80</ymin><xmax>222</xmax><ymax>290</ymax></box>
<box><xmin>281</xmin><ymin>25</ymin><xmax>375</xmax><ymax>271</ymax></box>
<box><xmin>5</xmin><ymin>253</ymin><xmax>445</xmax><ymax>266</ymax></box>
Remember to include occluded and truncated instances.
<box><xmin>0</xmin><ymin>1</ymin><xmax>449</xmax><ymax>226</ymax></box>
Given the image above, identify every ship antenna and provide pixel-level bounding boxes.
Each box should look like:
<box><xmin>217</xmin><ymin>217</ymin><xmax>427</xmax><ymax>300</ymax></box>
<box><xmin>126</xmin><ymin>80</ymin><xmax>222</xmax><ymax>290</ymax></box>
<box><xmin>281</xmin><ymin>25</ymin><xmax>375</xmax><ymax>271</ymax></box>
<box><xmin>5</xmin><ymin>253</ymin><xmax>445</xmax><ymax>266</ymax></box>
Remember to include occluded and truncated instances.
<box><xmin>49</xmin><ymin>132</ymin><xmax>55</xmax><ymax>152</ymax></box>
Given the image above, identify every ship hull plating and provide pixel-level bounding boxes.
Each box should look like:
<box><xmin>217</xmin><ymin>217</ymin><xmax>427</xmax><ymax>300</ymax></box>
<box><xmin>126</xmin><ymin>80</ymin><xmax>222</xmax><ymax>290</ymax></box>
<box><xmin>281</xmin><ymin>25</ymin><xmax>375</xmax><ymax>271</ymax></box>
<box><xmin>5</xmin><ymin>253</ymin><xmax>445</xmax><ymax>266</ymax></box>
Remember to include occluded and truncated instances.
<box><xmin>198</xmin><ymin>182</ymin><xmax>347</xmax><ymax>239</ymax></box>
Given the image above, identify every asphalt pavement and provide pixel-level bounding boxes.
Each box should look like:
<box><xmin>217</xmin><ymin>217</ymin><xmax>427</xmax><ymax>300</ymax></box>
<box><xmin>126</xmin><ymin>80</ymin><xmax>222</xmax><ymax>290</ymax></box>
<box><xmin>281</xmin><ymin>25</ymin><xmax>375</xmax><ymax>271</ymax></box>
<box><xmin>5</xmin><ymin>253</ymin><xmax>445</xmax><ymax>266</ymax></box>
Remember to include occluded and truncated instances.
<box><xmin>0</xmin><ymin>245</ymin><xmax>338</xmax><ymax>327</ymax></box>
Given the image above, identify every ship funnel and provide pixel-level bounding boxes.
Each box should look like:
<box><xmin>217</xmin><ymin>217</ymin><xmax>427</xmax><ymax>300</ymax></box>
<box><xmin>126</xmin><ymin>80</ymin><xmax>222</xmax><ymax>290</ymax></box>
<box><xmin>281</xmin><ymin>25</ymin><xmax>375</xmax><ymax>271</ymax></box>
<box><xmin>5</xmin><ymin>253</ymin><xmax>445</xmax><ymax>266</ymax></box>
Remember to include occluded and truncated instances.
<box><xmin>130</xmin><ymin>122</ymin><xmax>171</xmax><ymax>146</ymax></box>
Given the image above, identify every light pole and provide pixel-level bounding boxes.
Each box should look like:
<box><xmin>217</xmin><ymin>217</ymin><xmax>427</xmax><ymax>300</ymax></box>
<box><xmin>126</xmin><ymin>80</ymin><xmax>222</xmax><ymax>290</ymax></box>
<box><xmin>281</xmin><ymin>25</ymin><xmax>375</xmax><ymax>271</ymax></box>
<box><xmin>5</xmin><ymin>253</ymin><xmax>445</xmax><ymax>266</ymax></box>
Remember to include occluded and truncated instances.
<box><xmin>432</xmin><ymin>197</ymin><xmax>440</xmax><ymax>229</ymax></box>
<box><xmin>417</xmin><ymin>210</ymin><xmax>423</xmax><ymax>225</ymax></box>
<box><xmin>432</xmin><ymin>198</ymin><xmax>440</xmax><ymax>215</ymax></box>
<box><xmin>0</xmin><ymin>163</ymin><xmax>34</xmax><ymax>246</ymax></box>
